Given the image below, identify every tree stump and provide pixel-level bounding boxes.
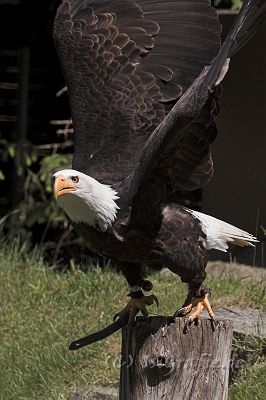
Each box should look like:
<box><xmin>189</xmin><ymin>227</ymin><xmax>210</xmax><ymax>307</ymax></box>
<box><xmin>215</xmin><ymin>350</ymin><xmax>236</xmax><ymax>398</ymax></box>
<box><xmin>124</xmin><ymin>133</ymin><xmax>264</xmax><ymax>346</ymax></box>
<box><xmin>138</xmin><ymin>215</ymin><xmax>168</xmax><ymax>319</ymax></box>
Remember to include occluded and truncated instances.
<box><xmin>119</xmin><ymin>317</ymin><xmax>233</xmax><ymax>400</ymax></box>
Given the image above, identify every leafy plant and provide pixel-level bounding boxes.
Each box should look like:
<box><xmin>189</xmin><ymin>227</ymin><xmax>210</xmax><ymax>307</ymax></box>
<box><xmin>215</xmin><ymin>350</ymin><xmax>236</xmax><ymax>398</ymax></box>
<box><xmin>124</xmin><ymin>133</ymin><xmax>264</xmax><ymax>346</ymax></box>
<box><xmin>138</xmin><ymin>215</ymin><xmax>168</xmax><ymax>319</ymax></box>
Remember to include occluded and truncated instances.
<box><xmin>39</xmin><ymin>153</ymin><xmax>73</xmax><ymax>193</ymax></box>
<box><xmin>213</xmin><ymin>0</ymin><xmax>243</xmax><ymax>10</ymax></box>
<box><xmin>19</xmin><ymin>153</ymin><xmax>72</xmax><ymax>224</ymax></box>
<box><xmin>0</xmin><ymin>139</ymin><xmax>37</xmax><ymax>180</ymax></box>
<box><xmin>5</xmin><ymin>153</ymin><xmax>85</xmax><ymax>264</ymax></box>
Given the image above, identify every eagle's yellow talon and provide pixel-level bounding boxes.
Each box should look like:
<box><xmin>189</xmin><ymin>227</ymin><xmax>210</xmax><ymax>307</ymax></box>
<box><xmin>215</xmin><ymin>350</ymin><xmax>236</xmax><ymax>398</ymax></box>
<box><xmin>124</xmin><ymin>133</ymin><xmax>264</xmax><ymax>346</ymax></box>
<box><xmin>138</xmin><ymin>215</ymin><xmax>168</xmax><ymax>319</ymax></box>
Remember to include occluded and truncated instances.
<box><xmin>175</xmin><ymin>293</ymin><xmax>215</xmax><ymax>332</ymax></box>
<box><xmin>114</xmin><ymin>295</ymin><xmax>158</xmax><ymax>323</ymax></box>
<box><xmin>174</xmin><ymin>303</ymin><xmax>193</xmax><ymax>317</ymax></box>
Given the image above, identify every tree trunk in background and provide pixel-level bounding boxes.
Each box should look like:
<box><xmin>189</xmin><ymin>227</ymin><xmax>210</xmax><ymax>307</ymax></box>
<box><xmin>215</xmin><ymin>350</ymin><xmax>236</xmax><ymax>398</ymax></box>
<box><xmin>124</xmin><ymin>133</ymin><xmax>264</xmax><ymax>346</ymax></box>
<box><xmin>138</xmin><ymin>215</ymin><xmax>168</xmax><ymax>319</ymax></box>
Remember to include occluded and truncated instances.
<box><xmin>12</xmin><ymin>46</ymin><xmax>30</xmax><ymax>207</ymax></box>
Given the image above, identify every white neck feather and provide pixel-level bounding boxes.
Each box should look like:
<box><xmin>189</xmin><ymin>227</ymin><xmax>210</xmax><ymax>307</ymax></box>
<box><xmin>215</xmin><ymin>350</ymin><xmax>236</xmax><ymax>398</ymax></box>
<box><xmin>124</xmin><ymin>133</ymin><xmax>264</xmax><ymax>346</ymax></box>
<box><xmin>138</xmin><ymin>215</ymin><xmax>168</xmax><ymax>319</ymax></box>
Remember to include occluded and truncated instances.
<box><xmin>57</xmin><ymin>176</ymin><xmax>119</xmax><ymax>232</ymax></box>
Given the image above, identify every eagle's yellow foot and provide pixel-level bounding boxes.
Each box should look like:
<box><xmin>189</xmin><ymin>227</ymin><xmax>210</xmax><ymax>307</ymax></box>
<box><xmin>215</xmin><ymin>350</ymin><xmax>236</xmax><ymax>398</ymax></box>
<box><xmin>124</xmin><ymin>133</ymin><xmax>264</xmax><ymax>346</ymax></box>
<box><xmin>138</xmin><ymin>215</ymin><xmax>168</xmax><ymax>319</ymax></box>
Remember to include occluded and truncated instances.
<box><xmin>174</xmin><ymin>293</ymin><xmax>216</xmax><ymax>333</ymax></box>
<box><xmin>114</xmin><ymin>295</ymin><xmax>159</xmax><ymax>323</ymax></box>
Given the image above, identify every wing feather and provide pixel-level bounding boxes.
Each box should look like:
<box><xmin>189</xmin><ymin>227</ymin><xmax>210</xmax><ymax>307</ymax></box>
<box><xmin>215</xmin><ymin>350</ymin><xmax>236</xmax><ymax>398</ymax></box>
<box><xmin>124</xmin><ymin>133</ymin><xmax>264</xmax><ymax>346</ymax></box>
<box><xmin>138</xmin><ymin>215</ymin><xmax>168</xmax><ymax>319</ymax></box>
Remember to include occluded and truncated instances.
<box><xmin>53</xmin><ymin>0</ymin><xmax>221</xmax><ymax>184</ymax></box>
<box><xmin>123</xmin><ymin>0</ymin><xmax>266</xmax><ymax>216</ymax></box>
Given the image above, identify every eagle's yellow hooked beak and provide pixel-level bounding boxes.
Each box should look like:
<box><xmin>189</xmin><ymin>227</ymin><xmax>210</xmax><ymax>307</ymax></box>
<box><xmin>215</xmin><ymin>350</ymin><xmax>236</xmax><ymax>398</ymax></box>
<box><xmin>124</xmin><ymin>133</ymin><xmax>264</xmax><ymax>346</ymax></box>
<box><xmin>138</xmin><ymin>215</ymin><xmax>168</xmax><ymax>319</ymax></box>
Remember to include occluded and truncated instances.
<box><xmin>53</xmin><ymin>176</ymin><xmax>77</xmax><ymax>197</ymax></box>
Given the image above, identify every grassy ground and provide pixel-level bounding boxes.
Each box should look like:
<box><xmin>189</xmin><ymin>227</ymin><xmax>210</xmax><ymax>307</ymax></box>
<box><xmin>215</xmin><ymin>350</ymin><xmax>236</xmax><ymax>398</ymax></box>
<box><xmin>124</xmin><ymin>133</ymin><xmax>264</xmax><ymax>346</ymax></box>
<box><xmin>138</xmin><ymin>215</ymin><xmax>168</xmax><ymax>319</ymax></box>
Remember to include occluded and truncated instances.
<box><xmin>0</xmin><ymin>237</ymin><xmax>265</xmax><ymax>400</ymax></box>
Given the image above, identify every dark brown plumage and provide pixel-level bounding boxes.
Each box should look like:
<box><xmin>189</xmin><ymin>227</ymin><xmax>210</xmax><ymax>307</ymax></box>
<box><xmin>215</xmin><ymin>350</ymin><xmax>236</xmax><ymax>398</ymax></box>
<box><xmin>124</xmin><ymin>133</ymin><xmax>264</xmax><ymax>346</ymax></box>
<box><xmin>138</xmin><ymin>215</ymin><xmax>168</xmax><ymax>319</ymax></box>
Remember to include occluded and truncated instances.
<box><xmin>54</xmin><ymin>0</ymin><xmax>221</xmax><ymax>185</ymax></box>
<box><xmin>74</xmin><ymin>203</ymin><xmax>208</xmax><ymax>286</ymax></box>
<box><xmin>53</xmin><ymin>0</ymin><xmax>265</xmax><ymax>330</ymax></box>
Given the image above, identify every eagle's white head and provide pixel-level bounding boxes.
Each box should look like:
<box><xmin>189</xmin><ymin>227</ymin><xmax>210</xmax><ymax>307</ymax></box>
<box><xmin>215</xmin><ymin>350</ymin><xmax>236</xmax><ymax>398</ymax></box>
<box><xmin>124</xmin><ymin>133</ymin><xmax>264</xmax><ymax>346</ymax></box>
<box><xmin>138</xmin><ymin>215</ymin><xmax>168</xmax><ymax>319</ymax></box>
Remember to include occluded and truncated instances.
<box><xmin>53</xmin><ymin>169</ymin><xmax>119</xmax><ymax>232</ymax></box>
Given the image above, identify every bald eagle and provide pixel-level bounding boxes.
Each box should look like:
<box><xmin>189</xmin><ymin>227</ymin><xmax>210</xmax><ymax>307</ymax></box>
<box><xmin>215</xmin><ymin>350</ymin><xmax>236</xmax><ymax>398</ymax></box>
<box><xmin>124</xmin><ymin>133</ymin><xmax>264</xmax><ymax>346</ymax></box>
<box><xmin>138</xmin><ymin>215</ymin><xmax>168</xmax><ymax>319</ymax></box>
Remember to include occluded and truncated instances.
<box><xmin>52</xmin><ymin>0</ymin><xmax>264</xmax><ymax>341</ymax></box>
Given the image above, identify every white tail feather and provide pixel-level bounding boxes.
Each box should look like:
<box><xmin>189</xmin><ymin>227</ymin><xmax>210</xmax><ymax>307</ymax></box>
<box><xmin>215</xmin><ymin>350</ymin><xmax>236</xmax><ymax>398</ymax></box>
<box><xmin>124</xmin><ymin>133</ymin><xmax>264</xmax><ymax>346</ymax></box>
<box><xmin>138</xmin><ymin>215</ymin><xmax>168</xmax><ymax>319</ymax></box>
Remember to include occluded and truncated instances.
<box><xmin>188</xmin><ymin>209</ymin><xmax>258</xmax><ymax>252</ymax></box>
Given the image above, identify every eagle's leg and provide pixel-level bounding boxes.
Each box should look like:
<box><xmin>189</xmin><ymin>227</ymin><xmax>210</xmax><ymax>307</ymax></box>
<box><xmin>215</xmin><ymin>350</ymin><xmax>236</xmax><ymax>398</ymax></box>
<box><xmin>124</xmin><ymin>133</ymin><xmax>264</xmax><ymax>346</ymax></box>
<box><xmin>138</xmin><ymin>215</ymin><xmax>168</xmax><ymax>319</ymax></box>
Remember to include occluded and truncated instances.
<box><xmin>174</xmin><ymin>280</ymin><xmax>216</xmax><ymax>332</ymax></box>
<box><xmin>114</xmin><ymin>262</ymin><xmax>158</xmax><ymax>322</ymax></box>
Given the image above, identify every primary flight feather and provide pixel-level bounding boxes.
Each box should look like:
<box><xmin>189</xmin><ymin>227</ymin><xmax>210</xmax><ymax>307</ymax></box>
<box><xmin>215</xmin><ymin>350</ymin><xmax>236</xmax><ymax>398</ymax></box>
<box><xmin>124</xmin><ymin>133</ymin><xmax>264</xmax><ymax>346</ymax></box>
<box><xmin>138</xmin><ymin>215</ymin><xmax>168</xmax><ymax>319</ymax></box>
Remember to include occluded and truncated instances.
<box><xmin>52</xmin><ymin>0</ymin><xmax>264</xmax><ymax>331</ymax></box>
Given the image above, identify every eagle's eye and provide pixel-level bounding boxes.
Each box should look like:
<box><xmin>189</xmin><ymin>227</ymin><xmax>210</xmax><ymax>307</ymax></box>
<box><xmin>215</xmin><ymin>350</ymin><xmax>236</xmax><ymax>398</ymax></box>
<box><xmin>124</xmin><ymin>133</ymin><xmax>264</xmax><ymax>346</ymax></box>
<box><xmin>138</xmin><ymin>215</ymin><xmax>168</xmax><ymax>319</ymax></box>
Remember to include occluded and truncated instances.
<box><xmin>71</xmin><ymin>176</ymin><xmax>79</xmax><ymax>183</ymax></box>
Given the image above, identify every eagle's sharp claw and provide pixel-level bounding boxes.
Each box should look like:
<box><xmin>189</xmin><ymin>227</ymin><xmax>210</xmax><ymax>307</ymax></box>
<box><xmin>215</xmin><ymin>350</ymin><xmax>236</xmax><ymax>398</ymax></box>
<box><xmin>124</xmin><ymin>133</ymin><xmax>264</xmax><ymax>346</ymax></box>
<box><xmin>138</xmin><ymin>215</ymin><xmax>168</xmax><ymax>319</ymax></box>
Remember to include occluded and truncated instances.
<box><xmin>173</xmin><ymin>304</ymin><xmax>193</xmax><ymax>317</ymax></box>
<box><xmin>183</xmin><ymin>317</ymin><xmax>193</xmax><ymax>334</ymax></box>
<box><xmin>176</xmin><ymin>293</ymin><xmax>216</xmax><ymax>333</ymax></box>
<box><xmin>152</xmin><ymin>294</ymin><xmax>159</xmax><ymax>307</ymax></box>
<box><xmin>114</xmin><ymin>294</ymin><xmax>159</xmax><ymax>323</ymax></box>
<box><xmin>173</xmin><ymin>308</ymin><xmax>185</xmax><ymax>317</ymax></box>
<box><xmin>141</xmin><ymin>308</ymin><xmax>149</xmax><ymax>317</ymax></box>
<box><xmin>210</xmin><ymin>317</ymin><xmax>217</xmax><ymax>331</ymax></box>
<box><xmin>113</xmin><ymin>312</ymin><xmax>120</xmax><ymax>322</ymax></box>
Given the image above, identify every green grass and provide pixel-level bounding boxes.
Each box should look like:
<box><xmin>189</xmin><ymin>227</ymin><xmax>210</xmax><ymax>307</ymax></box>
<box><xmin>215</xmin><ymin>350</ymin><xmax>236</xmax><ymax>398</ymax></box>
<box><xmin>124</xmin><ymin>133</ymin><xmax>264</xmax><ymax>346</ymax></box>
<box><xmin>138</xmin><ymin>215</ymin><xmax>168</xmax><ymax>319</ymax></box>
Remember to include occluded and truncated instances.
<box><xmin>229</xmin><ymin>362</ymin><xmax>266</xmax><ymax>400</ymax></box>
<box><xmin>0</xmin><ymin>237</ymin><xmax>265</xmax><ymax>400</ymax></box>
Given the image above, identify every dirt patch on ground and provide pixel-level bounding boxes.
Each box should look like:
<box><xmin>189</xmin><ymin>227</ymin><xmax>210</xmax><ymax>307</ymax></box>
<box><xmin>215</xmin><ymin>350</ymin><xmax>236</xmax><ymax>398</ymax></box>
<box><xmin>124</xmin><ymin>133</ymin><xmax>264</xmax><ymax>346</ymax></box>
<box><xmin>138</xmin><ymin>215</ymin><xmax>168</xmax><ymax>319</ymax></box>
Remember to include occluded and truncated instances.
<box><xmin>161</xmin><ymin>262</ymin><xmax>266</xmax><ymax>285</ymax></box>
<box><xmin>206</xmin><ymin>261</ymin><xmax>266</xmax><ymax>285</ymax></box>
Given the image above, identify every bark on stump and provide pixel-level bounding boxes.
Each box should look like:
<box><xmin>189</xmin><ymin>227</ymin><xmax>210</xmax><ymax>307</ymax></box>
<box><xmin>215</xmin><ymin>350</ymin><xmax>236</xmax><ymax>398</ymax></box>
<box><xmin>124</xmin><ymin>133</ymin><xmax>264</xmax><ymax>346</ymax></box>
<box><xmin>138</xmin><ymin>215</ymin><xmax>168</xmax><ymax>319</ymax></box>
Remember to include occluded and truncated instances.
<box><xmin>120</xmin><ymin>317</ymin><xmax>233</xmax><ymax>400</ymax></box>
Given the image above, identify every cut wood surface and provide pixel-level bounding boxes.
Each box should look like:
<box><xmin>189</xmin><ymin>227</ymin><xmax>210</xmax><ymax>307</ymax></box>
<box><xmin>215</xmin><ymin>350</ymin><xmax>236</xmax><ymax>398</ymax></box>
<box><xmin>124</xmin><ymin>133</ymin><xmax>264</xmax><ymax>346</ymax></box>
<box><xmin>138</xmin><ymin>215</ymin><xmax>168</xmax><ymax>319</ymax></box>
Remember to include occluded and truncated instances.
<box><xmin>120</xmin><ymin>317</ymin><xmax>233</xmax><ymax>400</ymax></box>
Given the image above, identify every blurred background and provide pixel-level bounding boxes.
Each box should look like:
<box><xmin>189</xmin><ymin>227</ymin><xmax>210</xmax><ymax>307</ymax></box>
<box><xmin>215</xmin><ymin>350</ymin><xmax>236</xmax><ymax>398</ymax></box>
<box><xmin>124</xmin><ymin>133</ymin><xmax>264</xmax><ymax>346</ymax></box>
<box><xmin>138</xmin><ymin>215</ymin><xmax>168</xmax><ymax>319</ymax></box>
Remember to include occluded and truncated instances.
<box><xmin>0</xmin><ymin>0</ymin><xmax>265</xmax><ymax>267</ymax></box>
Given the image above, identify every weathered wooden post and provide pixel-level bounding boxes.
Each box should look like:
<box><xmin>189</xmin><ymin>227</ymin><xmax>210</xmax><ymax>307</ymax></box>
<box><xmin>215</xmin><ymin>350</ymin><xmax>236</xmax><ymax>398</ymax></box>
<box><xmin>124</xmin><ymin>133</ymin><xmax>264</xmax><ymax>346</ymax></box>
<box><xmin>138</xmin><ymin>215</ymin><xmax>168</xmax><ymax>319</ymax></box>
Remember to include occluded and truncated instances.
<box><xmin>120</xmin><ymin>317</ymin><xmax>233</xmax><ymax>400</ymax></box>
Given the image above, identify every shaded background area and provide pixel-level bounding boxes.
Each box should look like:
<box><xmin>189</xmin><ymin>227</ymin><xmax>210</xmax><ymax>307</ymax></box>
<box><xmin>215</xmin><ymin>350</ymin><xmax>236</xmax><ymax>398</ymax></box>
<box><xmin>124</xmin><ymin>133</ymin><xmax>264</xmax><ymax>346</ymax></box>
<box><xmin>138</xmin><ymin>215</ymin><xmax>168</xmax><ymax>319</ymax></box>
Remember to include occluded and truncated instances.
<box><xmin>0</xmin><ymin>0</ymin><xmax>265</xmax><ymax>266</ymax></box>
<box><xmin>0</xmin><ymin>0</ymin><xmax>66</xmax><ymax>210</ymax></box>
<box><xmin>203</xmin><ymin>13</ymin><xmax>266</xmax><ymax>266</ymax></box>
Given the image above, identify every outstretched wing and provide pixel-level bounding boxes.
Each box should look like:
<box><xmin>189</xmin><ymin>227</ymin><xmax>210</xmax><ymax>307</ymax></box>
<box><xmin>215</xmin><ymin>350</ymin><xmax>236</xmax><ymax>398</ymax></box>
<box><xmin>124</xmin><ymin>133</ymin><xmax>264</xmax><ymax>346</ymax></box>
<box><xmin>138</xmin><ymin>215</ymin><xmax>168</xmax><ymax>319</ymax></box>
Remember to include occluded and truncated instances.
<box><xmin>122</xmin><ymin>0</ymin><xmax>266</xmax><ymax>215</ymax></box>
<box><xmin>53</xmin><ymin>0</ymin><xmax>221</xmax><ymax>185</ymax></box>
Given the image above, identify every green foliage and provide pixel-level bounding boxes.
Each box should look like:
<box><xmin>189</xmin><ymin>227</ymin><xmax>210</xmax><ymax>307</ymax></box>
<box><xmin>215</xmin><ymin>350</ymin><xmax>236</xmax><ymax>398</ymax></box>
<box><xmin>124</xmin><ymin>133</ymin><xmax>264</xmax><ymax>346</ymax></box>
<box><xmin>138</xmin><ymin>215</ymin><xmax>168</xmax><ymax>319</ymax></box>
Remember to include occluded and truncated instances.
<box><xmin>8</xmin><ymin>153</ymin><xmax>73</xmax><ymax>250</ymax></box>
<box><xmin>39</xmin><ymin>153</ymin><xmax>73</xmax><ymax>193</ymax></box>
<box><xmin>232</xmin><ymin>0</ymin><xmax>244</xmax><ymax>10</ymax></box>
<box><xmin>214</xmin><ymin>0</ymin><xmax>243</xmax><ymax>10</ymax></box>
<box><xmin>0</xmin><ymin>169</ymin><xmax>4</xmax><ymax>181</ymax></box>
<box><xmin>0</xmin><ymin>139</ymin><xmax>37</xmax><ymax>179</ymax></box>
<box><xmin>19</xmin><ymin>154</ymin><xmax>72</xmax><ymax>224</ymax></box>
<box><xmin>229</xmin><ymin>363</ymin><xmax>266</xmax><ymax>400</ymax></box>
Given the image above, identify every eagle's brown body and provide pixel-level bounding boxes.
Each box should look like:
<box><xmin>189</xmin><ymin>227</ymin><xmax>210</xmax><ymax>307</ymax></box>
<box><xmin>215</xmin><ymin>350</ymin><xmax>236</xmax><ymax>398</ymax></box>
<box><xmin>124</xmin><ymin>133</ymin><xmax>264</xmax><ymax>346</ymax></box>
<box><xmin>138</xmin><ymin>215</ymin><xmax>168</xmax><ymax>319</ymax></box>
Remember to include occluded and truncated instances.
<box><xmin>74</xmin><ymin>204</ymin><xmax>207</xmax><ymax>290</ymax></box>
